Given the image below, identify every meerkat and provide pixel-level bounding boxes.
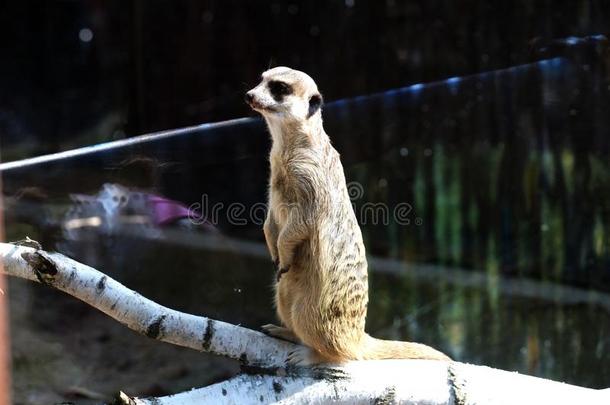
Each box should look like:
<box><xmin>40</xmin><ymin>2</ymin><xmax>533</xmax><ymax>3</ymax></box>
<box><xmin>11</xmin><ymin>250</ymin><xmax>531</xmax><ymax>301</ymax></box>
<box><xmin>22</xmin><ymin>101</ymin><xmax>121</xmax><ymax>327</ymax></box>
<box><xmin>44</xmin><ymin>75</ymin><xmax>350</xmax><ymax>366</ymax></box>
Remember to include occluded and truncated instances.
<box><xmin>245</xmin><ymin>67</ymin><xmax>450</xmax><ymax>365</ymax></box>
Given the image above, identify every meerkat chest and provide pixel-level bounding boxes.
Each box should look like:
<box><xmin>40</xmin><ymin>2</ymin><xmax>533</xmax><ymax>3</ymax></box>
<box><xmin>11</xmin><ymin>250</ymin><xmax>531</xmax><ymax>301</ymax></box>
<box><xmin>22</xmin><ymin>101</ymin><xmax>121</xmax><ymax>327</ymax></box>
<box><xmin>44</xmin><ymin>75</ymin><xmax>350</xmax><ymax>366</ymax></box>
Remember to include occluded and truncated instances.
<box><xmin>269</xmin><ymin>162</ymin><xmax>298</xmax><ymax>226</ymax></box>
<box><xmin>269</xmin><ymin>183</ymin><xmax>288</xmax><ymax>226</ymax></box>
<box><xmin>269</xmin><ymin>151</ymin><xmax>300</xmax><ymax>193</ymax></box>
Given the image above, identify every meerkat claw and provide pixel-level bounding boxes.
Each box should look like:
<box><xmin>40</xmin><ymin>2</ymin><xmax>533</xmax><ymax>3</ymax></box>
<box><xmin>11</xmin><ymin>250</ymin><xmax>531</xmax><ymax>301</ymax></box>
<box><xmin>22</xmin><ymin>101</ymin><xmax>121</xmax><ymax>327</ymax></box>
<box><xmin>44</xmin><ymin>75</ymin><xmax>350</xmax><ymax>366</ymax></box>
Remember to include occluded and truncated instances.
<box><xmin>287</xmin><ymin>346</ymin><xmax>319</xmax><ymax>366</ymax></box>
<box><xmin>261</xmin><ymin>323</ymin><xmax>280</xmax><ymax>336</ymax></box>
<box><xmin>276</xmin><ymin>267</ymin><xmax>289</xmax><ymax>281</ymax></box>
<box><xmin>261</xmin><ymin>324</ymin><xmax>300</xmax><ymax>343</ymax></box>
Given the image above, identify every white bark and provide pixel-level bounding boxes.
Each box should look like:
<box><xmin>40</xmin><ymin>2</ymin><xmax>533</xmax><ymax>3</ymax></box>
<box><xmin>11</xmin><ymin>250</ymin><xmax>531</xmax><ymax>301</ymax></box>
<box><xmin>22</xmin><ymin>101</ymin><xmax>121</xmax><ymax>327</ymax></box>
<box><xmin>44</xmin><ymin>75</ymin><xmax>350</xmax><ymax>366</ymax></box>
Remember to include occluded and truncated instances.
<box><xmin>123</xmin><ymin>361</ymin><xmax>608</xmax><ymax>405</ymax></box>
<box><xmin>1</xmin><ymin>242</ymin><xmax>608</xmax><ymax>405</ymax></box>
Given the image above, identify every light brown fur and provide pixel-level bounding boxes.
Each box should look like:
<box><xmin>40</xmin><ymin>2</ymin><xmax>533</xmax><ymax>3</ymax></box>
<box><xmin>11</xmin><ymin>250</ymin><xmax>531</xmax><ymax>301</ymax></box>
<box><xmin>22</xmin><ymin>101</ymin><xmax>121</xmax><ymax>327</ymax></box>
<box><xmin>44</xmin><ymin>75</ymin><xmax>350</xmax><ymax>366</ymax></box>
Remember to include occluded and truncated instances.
<box><xmin>246</xmin><ymin>67</ymin><xmax>450</xmax><ymax>365</ymax></box>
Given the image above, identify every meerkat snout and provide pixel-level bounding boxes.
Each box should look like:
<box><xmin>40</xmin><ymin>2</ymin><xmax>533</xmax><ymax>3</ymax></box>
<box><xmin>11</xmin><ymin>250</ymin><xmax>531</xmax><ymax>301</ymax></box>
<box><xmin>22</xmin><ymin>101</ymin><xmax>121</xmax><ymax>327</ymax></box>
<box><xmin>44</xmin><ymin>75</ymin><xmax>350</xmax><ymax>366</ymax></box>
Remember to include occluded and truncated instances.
<box><xmin>244</xmin><ymin>92</ymin><xmax>254</xmax><ymax>105</ymax></box>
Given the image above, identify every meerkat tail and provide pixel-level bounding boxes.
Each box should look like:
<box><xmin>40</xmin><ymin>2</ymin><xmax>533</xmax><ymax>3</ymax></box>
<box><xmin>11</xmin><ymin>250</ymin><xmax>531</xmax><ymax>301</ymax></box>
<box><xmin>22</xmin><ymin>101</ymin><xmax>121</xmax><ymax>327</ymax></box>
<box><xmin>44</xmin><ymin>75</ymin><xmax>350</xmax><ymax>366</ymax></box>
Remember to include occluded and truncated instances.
<box><xmin>362</xmin><ymin>334</ymin><xmax>451</xmax><ymax>361</ymax></box>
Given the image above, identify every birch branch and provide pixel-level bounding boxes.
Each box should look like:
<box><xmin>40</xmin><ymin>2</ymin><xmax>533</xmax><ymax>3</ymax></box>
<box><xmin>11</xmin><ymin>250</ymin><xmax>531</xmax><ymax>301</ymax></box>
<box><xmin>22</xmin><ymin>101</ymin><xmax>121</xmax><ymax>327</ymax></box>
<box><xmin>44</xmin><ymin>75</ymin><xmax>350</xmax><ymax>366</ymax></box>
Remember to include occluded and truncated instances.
<box><xmin>118</xmin><ymin>360</ymin><xmax>608</xmax><ymax>405</ymax></box>
<box><xmin>0</xmin><ymin>242</ymin><xmax>295</xmax><ymax>369</ymax></box>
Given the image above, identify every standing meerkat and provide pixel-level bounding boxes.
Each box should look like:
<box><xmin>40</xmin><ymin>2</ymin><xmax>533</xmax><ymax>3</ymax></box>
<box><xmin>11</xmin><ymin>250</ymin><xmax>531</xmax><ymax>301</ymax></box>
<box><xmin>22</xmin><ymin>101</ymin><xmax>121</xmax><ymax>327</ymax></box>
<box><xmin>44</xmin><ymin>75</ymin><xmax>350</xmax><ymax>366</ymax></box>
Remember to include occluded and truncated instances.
<box><xmin>246</xmin><ymin>67</ymin><xmax>450</xmax><ymax>365</ymax></box>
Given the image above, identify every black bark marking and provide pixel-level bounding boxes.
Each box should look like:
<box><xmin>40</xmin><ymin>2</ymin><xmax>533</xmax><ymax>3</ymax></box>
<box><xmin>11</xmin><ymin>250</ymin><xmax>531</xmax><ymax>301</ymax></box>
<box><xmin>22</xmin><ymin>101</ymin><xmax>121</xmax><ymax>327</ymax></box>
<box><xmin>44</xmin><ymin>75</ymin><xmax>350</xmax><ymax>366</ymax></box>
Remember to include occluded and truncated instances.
<box><xmin>239</xmin><ymin>352</ymin><xmax>248</xmax><ymax>366</ymax></box>
<box><xmin>272</xmin><ymin>381</ymin><xmax>284</xmax><ymax>393</ymax></box>
<box><xmin>374</xmin><ymin>386</ymin><xmax>397</xmax><ymax>405</ymax></box>
<box><xmin>448</xmin><ymin>362</ymin><xmax>467</xmax><ymax>405</ymax></box>
<box><xmin>202</xmin><ymin>319</ymin><xmax>215</xmax><ymax>351</ymax></box>
<box><xmin>221</xmin><ymin>388</ymin><xmax>227</xmax><ymax>396</ymax></box>
<box><xmin>145</xmin><ymin>315</ymin><xmax>166</xmax><ymax>339</ymax></box>
<box><xmin>310</xmin><ymin>367</ymin><xmax>349</xmax><ymax>381</ymax></box>
<box><xmin>332</xmin><ymin>381</ymin><xmax>341</xmax><ymax>399</ymax></box>
<box><xmin>21</xmin><ymin>251</ymin><xmax>57</xmax><ymax>285</ymax></box>
<box><xmin>96</xmin><ymin>276</ymin><xmax>107</xmax><ymax>292</ymax></box>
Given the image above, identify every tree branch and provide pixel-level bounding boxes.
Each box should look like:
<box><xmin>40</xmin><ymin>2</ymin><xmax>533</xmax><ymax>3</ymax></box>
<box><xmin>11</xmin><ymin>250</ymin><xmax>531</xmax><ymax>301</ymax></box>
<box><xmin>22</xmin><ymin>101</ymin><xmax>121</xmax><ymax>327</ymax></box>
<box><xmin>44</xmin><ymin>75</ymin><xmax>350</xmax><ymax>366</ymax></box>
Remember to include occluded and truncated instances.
<box><xmin>117</xmin><ymin>361</ymin><xmax>608</xmax><ymax>405</ymax></box>
<box><xmin>0</xmin><ymin>242</ymin><xmax>294</xmax><ymax>369</ymax></box>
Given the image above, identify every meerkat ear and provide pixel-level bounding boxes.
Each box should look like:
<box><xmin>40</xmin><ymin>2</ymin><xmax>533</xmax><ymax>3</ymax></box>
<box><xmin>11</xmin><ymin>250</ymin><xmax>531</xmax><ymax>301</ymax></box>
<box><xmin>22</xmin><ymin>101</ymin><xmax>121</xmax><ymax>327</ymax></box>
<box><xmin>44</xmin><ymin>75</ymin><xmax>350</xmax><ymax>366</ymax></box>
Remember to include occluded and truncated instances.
<box><xmin>307</xmin><ymin>94</ymin><xmax>323</xmax><ymax>118</ymax></box>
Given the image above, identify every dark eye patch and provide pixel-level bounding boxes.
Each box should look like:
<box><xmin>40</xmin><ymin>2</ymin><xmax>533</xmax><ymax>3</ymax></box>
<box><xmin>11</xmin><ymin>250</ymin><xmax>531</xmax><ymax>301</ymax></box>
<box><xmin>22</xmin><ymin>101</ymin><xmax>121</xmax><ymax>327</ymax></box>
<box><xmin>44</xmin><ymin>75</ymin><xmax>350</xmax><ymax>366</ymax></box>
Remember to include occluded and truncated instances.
<box><xmin>268</xmin><ymin>80</ymin><xmax>292</xmax><ymax>101</ymax></box>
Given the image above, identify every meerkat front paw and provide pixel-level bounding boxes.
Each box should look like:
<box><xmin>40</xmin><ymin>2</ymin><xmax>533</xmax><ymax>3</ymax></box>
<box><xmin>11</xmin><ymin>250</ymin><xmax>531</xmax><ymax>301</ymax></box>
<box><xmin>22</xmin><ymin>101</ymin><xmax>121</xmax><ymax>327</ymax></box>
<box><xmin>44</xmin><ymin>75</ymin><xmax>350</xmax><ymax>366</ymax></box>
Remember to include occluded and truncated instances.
<box><xmin>261</xmin><ymin>324</ymin><xmax>300</xmax><ymax>343</ymax></box>
<box><xmin>276</xmin><ymin>244</ymin><xmax>295</xmax><ymax>278</ymax></box>
<box><xmin>287</xmin><ymin>346</ymin><xmax>325</xmax><ymax>366</ymax></box>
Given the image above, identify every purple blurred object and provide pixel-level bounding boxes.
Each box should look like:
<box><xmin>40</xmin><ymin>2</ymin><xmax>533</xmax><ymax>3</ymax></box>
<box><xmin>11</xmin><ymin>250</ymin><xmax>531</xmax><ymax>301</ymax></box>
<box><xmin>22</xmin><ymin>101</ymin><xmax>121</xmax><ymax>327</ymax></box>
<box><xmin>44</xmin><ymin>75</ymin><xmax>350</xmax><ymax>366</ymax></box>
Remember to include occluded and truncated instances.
<box><xmin>149</xmin><ymin>195</ymin><xmax>195</xmax><ymax>226</ymax></box>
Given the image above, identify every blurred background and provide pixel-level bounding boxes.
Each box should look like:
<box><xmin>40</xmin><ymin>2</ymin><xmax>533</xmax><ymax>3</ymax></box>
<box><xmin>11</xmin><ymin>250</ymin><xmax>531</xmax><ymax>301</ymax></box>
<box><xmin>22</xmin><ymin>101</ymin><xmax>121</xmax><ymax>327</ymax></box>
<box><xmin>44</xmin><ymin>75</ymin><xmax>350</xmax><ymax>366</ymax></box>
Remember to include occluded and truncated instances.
<box><xmin>0</xmin><ymin>1</ymin><xmax>609</xmax><ymax>403</ymax></box>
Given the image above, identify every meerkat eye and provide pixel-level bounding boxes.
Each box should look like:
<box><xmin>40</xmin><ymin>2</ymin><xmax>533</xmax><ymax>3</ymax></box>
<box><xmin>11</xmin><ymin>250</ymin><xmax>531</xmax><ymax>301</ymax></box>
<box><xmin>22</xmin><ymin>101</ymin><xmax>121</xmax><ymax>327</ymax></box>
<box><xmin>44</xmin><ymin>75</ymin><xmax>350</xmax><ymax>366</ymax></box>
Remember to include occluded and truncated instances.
<box><xmin>268</xmin><ymin>80</ymin><xmax>292</xmax><ymax>100</ymax></box>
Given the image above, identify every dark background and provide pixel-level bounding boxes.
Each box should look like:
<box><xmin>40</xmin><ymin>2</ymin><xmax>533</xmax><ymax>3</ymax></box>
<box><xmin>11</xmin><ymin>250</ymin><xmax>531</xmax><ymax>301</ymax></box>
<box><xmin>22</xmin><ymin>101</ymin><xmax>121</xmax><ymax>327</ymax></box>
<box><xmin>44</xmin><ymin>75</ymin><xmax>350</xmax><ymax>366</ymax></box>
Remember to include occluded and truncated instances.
<box><xmin>2</xmin><ymin>0</ymin><xmax>609</xmax><ymax>159</ymax></box>
<box><xmin>1</xmin><ymin>1</ymin><xmax>610</xmax><ymax>402</ymax></box>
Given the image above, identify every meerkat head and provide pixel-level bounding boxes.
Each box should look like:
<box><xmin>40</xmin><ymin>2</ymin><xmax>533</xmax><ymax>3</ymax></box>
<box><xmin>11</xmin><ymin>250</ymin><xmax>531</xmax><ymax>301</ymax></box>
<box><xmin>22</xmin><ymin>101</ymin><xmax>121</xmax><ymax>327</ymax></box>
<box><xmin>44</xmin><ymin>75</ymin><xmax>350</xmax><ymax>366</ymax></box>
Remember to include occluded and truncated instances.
<box><xmin>245</xmin><ymin>67</ymin><xmax>323</xmax><ymax>123</ymax></box>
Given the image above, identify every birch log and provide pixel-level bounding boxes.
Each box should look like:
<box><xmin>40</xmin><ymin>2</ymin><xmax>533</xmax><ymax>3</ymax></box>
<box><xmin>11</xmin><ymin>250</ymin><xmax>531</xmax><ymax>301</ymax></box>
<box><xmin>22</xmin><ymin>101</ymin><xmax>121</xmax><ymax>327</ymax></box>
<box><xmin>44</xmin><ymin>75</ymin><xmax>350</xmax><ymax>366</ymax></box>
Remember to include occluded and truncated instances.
<box><xmin>0</xmin><ymin>242</ymin><xmax>295</xmax><ymax>369</ymax></box>
<box><xmin>1</xmin><ymin>242</ymin><xmax>608</xmax><ymax>405</ymax></box>
<box><xmin>120</xmin><ymin>361</ymin><xmax>609</xmax><ymax>405</ymax></box>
